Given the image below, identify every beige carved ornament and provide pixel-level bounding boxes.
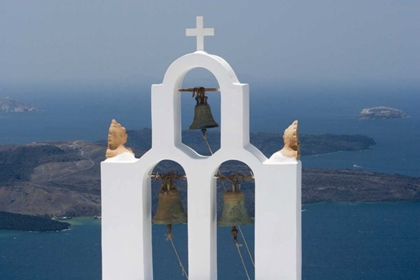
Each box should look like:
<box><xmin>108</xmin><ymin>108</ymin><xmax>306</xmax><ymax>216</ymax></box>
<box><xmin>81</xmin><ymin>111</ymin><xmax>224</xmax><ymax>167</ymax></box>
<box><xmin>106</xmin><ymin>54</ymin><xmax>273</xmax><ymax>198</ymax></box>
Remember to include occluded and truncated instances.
<box><xmin>279</xmin><ymin>120</ymin><xmax>300</xmax><ymax>159</ymax></box>
<box><xmin>105</xmin><ymin>119</ymin><xmax>134</xmax><ymax>159</ymax></box>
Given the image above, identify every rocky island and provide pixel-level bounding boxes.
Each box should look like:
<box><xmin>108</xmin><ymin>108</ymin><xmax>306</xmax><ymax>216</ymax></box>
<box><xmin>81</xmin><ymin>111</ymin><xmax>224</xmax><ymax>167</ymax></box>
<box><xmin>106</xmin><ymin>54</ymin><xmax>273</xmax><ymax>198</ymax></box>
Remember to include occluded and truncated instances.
<box><xmin>356</xmin><ymin>106</ymin><xmax>408</xmax><ymax>120</ymax></box>
<box><xmin>0</xmin><ymin>129</ymin><xmax>418</xmax><ymax>231</ymax></box>
<box><xmin>0</xmin><ymin>211</ymin><xmax>70</xmax><ymax>231</ymax></box>
<box><xmin>0</xmin><ymin>97</ymin><xmax>39</xmax><ymax>112</ymax></box>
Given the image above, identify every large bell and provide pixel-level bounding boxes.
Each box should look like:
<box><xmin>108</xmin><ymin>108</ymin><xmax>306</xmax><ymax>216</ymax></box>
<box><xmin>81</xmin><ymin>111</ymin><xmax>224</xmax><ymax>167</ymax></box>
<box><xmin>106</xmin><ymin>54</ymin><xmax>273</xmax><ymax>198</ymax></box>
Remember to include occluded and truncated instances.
<box><xmin>218</xmin><ymin>186</ymin><xmax>253</xmax><ymax>226</ymax></box>
<box><xmin>153</xmin><ymin>182</ymin><xmax>187</xmax><ymax>225</ymax></box>
<box><xmin>189</xmin><ymin>91</ymin><xmax>219</xmax><ymax>130</ymax></box>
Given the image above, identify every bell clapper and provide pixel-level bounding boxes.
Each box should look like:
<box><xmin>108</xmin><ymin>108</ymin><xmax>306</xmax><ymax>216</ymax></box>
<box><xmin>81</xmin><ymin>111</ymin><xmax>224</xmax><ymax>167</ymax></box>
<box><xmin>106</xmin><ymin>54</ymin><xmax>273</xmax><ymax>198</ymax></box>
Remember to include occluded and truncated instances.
<box><xmin>231</xmin><ymin>226</ymin><xmax>239</xmax><ymax>243</ymax></box>
<box><xmin>166</xmin><ymin>224</ymin><xmax>173</xmax><ymax>240</ymax></box>
<box><xmin>201</xmin><ymin>128</ymin><xmax>207</xmax><ymax>138</ymax></box>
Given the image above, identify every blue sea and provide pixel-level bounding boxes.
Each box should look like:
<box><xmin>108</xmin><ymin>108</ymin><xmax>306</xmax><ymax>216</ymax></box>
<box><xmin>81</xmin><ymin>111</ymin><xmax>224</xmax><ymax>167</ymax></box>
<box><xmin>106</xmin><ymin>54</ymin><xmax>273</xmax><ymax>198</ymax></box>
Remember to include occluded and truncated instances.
<box><xmin>0</xmin><ymin>85</ymin><xmax>419</xmax><ymax>279</ymax></box>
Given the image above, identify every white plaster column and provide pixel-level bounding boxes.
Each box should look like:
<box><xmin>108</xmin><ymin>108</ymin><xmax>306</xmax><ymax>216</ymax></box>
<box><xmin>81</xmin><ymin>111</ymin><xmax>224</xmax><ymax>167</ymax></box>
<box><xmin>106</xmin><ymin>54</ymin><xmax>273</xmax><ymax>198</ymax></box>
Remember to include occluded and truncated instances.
<box><xmin>219</xmin><ymin>84</ymin><xmax>250</xmax><ymax>149</ymax></box>
<box><xmin>151</xmin><ymin>83</ymin><xmax>181</xmax><ymax>149</ymax></box>
<box><xmin>254</xmin><ymin>162</ymin><xmax>302</xmax><ymax>280</ymax></box>
<box><xmin>101</xmin><ymin>159</ymin><xmax>153</xmax><ymax>280</ymax></box>
<box><xmin>185</xmin><ymin>162</ymin><xmax>218</xmax><ymax>279</ymax></box>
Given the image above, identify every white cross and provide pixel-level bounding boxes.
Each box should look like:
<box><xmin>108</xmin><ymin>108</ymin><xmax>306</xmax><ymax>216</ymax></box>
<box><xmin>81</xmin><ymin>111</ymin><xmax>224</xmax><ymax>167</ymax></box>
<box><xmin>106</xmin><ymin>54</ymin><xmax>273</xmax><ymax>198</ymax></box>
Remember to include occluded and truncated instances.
<box><xmin>186</xmin><ymin>16</ymin><xmax>214</xmax><ymax>51</ymax></box>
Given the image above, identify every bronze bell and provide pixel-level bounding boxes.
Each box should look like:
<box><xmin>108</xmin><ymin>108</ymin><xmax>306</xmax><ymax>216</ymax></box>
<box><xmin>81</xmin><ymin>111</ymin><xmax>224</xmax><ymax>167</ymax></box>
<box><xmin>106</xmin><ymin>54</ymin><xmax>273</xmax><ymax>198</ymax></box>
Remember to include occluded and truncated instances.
<box><xmin>218</xmin><ymin>184</ymin><xmax>253</xmax><ymax>226</ymax></box>
<box><xmin>189</xmin><ymin>88</ymin><xmax>219</xmax><ymax>130</ymax></box>
<box><xmin>153</xmin><ymin>182</ymin><xmax>187</xmax><ymax>225</ymax></box>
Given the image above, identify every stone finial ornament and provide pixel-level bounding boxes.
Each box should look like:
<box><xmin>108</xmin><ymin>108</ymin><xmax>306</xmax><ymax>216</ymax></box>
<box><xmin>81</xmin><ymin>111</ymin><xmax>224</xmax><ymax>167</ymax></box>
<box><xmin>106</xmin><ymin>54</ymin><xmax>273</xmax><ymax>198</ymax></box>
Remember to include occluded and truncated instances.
<box><xmin>279</xmin><ymin>120</ymin><xmax>300</xmax><ymax>159</ymax></box>
<box><xmin>105</xmin><ymin>119</ymin><xmax>134</xmax><ymax>159</ymax></box>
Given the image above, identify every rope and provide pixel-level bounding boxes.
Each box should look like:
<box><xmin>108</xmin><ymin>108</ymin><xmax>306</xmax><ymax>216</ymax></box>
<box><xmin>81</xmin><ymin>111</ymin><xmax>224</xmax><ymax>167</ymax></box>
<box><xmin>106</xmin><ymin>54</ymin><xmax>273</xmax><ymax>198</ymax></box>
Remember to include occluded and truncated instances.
<box><xmin>203</xmin><ymin>134</ymin><xmax>214</xmax><ymax>157</ymax></box>
<box><xmin>166</xmin><ymin>229</ymin><xmax>189</xmax><ymax>279</ymax></box>
<box><xmin>202</xmin><ymin>131</ymin><xmax>231</xmax><ymax>190</ymax></box>
<box><xmin>238</xmin><ymin>226</ymin><xmax>255</xmax><ymax>267</ymax></box>
<box><xmin>201</xmin><ymin>130</ymin><xmax>214</xmax><ymax>155</ymax></box>
<box><xmin>236</xmin><ymin>242</ymin><xmax>251</xmax><ymax>280</ymax></box>
<box><xmin>202</xmin><ymin>130</ymin><xmax>255</xmax><ymax>274</ymax></box>
<box><xmin>219</xmin><ymin>176</ymin><xmax>228</xmax><ymax>192</ymax></box>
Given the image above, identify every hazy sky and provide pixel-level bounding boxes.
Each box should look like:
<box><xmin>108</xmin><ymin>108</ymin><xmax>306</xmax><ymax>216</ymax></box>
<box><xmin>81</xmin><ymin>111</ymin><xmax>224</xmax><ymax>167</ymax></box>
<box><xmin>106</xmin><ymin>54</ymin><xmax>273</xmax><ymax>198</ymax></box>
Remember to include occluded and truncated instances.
<box><xmin>1</xmin><ymin>0</ymin><xmax>419</xmax><ymax>90</ymax></box>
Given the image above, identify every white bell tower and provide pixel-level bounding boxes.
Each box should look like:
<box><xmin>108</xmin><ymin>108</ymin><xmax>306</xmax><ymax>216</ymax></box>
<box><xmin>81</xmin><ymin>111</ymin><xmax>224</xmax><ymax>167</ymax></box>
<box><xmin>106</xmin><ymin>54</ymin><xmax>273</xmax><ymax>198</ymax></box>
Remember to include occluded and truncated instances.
<box><xmin>101</xmin><ymin>16</ymin><xmax>302</xmax><ymax>280</ymax></box>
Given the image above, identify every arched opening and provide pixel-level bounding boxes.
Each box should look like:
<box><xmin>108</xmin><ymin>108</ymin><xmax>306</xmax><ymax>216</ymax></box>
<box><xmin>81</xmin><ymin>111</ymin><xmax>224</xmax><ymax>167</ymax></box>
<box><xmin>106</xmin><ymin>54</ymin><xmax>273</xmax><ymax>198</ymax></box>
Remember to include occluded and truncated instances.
<box><xmin>151</xmin><ymin>160</ymin><xmax>189</xmax><ymax>279</ymax></box>
<box><xmin>216</xmin><ymin>160</ymin><xmax>255</xmax><ymax>280</ymax></box>
<box><xmin>180</xmin><ymin>68</ymin><xmax>221</xmax><ymax>156</ymax></box>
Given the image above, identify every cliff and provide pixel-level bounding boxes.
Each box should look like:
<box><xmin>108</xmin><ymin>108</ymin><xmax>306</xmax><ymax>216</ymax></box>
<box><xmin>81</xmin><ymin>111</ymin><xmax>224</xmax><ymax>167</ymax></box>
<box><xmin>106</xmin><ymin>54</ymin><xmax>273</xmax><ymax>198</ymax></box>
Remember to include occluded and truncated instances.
<box><xmin>0</xmin><ymin>129</ymin><xmax>418</xmax><ymax>230</ymax></box>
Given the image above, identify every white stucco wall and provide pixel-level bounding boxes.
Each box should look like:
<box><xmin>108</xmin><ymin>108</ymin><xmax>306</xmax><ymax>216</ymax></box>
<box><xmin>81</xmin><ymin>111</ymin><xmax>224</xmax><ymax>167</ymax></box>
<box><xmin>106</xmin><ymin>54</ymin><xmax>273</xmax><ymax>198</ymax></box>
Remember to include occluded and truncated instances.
<box><xmin>101</xmin><ymin>51</ymin><xmax>301</xmax><ymax>280</ymax></box>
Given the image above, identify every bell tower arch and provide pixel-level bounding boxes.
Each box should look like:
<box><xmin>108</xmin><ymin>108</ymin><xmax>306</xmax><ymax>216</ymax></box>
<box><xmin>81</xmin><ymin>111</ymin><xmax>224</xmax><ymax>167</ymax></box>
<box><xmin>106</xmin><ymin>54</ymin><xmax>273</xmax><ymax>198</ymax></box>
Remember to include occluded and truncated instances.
<box><xmin>151</xmin><ymin>51</ymin><xmax>252</xmax><ymax>153</ymax></box>
<box><xmin>101</xmin><ymin>16</ymin><xmax>302</xmax><ymax>280</ymax></box>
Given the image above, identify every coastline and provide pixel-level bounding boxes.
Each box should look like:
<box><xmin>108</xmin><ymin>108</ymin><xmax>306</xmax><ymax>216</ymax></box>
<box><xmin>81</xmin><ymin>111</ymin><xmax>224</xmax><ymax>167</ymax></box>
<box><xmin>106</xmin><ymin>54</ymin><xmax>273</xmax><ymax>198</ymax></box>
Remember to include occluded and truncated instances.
<box><xmin>3</xmin><ymin>200</ymin><xmax>420</xmax><ymax>233</ymax></box>
<box><xmin>3</xmin><ymin>199</ymin><xmax>420</xmax><ymax>232</ymax></box>
<box><xmin>0</xmin><ymin>211</ymin><xmax>71</xmax><ymax>232</ymax></box>
<box><xmin>0</xmin><ymin>216</ymin><xmax>101</xmax><ymax>233</ymax></box>
<box><xmin>0</xmin><ymin>130</ymin><xmax>419</xmax><ymax>231</ymax></box>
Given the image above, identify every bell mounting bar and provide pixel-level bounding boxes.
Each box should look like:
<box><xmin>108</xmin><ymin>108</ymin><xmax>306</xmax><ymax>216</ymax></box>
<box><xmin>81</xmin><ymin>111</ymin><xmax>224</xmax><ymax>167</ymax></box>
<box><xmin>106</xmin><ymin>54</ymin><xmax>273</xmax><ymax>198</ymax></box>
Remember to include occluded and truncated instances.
<box><xmin>178</xmin><ymin>87</ymin><xmax>219</xmax><ymax>92</ymax></box>
<box><xmin>215</xmin><ymin>173</ymin><xmax>255</xmax><ymax>181</ymax></box>
<box><xmin>149</xmin><ymin>172</ymin><xmax>187</xmax><ymax>181</ymax></box>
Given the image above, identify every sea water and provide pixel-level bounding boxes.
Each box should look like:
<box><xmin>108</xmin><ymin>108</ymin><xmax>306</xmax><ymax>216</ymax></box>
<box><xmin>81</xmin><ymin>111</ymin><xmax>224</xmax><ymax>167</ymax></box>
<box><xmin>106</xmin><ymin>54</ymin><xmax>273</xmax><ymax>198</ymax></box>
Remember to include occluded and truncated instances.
<box><xmin>2</xmin><ymin>86</ymin><xmax>419</xmax><ymax>176</ymax></box>
<box><xmin>0</xmin><ymin>86</ymin><xmax>419</xmax><ymax>279</ymax></box>
<box><xmin>1</xmin><ymin>203</ymin><xmax>419</xmax><ymax>280</ymax></box>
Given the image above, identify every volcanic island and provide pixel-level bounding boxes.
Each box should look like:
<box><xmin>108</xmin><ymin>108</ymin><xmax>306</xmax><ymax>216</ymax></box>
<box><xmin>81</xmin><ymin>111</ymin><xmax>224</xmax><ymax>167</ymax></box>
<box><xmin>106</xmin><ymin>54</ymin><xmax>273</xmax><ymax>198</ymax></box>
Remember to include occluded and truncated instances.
<box><xmin>356</xmin><ymin>106</ymin><xmax>409</xmax><ymax>120</ymax></box>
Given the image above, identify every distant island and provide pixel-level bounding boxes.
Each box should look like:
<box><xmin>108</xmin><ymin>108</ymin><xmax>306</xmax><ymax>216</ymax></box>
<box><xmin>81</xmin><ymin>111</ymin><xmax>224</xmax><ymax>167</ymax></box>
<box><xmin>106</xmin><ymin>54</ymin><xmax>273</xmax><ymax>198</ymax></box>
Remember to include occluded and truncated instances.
<box><xmin>356</xmin><ymin>106</ymin><xmax>408</xmax><ymax>120</ymax></box>
<box><xmin>0</xmin><ymin>129</ymin><xmax>418</xmax><ymax>231</ymax></box>
<box><xmin>0</xmin><ymin>97</ymin><xmax>39</xmax><ymax>112</ymax></box>
<box><xmin>0</xmin><ymin>211</ymin><xmax>70</xmax><ymax>231</ymax></box>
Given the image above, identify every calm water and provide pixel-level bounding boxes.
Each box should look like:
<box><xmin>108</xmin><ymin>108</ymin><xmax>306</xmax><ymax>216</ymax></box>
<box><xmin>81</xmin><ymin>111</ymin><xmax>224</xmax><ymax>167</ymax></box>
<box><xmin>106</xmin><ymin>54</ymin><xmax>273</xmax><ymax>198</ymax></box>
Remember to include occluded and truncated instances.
<box><xmin>0</xmin><ymin>86</ymin><xmax>419</xmax><ymax>279</ymax></box>
<box><xmin>1</xmin><ymin>203</ymin><xmax>419</xmax><ymax>280</ymax></box>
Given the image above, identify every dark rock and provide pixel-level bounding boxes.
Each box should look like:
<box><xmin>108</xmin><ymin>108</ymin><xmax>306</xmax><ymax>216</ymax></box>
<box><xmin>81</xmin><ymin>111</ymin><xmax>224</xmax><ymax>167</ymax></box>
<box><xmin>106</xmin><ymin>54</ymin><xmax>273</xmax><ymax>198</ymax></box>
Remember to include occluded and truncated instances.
<box><xmin>0</xmin><ymin>130</ymin><xmax>417</xmax><ymax>227</ymax></box>
<box><xmin>0</xmin><ymin>211</ymin><xmax>70</xmax><ymax>231</ymax></box>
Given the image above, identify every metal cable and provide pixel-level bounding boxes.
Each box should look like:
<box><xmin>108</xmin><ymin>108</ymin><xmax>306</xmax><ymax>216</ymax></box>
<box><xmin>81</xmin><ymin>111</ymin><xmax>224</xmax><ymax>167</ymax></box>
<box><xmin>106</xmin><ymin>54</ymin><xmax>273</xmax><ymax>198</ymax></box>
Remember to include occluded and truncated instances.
<box><xmin>167</xmin><ymin>233</ymin><xmax>189</xmax><ymax>279</ymax></box>
<box><xmin>236</xmin><ymin>242</ymin><xmax>251</xmax><ymax>280</ymax></box>
<box><xmin>202</xmin><ymin>130</ymin><xmax>255</xmax><ymax>276</ymax></box>
<box><xmin>202</xmin><ymin>131</ymin><xmax>232</xmax><ymax>189</ymax></box>
<box><xmin>238</xmin><ymin>226</ymin><xmax>255</xmax><ymax>267</ymax></box>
